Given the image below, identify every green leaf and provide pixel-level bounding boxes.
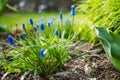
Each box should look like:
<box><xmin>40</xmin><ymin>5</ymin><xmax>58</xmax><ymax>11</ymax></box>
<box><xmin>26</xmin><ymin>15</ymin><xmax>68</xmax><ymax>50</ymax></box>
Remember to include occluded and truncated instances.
<box><xmin>0</xmin><ymin>0</ymin><xmax>8</xmax><ymax>16</ymax></box>
<box><xmin>6</xmin><ymin>4</ymin><xmax>18</xmax><ymax>12</ymax></box>
<box><xmin>95</xmin><ymin>26</ymin><xmax>120</xmax><ymax>72</ymax></box>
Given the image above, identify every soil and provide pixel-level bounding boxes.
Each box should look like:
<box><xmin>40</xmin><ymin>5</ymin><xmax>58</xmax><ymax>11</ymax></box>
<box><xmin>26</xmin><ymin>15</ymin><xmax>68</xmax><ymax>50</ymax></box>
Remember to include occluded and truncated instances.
<box><xmin>0</xmin><ymin>34</ymin><xmax>120</xmax><ymax>80</ymax></box>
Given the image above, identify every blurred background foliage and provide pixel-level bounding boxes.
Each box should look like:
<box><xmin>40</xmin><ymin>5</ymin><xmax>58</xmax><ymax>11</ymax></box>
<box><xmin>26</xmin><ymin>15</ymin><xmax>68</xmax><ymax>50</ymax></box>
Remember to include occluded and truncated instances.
<box><xmin>0</xmin><ymin>0</ymin><xmax>8</xmax><ymax>15</ymax></box>
<box><xmin>0</xmin><ymin>0</ymin><xmax>75</xmax><ymax>34</ymax></box>
<box><xmin>1</xmin><ymin>0</ymin><xmax>75</xmax><ymax>14</ymax></box>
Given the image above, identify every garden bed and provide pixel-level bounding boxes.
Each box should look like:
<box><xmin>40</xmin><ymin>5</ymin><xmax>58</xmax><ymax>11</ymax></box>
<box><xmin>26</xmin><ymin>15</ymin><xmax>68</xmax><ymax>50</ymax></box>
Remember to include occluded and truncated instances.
<box><xmin>0</xmin><ymin>35</ymin><xmax>120</xmax><ymax>80</ymax></box>
<box><xmin>1</xmin><ymin>0</ymin><xmax>120</xmax><ymax>79</ymax></box>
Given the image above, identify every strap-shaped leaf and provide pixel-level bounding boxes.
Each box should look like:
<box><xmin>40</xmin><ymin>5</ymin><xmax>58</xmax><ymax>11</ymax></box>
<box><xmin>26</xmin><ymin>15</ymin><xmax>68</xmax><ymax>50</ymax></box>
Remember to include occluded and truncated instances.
<box><xmin>95</xmin><ymin>27</ymin><xmax>120</xmax><ymax>59</ymax></box>
<box><xmin>109</xmin><ymin>32</ymin><xmax>120</xmax><ymax>59</ymax></box>
<box><xmin>95</xmin><ymin>26</ymin><xmax>120</xmax><ymax>72</ymax></box>
<box><xmin>99</xmin><ymin>37</ymin><xmax>111</xmax><ymax>58</ymax></box>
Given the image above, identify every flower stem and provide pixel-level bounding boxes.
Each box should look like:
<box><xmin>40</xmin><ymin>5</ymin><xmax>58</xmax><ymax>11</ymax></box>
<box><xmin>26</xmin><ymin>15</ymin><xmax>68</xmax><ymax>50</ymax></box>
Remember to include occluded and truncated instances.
<box><xmin>72</xmin><ymin>15</ymin><xmax>74</xmax><ymax>27</ymax></box>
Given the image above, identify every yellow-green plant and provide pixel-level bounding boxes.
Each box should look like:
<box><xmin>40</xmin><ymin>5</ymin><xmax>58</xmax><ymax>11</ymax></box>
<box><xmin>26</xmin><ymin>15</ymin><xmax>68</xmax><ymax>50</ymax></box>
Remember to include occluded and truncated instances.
<box><xmin>76</xmin><ymin>0</ymin><xmax>120</xmax><ymax>44</ymax></box>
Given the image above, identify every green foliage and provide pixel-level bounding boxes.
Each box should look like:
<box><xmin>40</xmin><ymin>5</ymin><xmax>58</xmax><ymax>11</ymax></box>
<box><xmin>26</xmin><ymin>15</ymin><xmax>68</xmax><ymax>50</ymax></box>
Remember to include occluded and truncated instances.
<box><xmin>0</xmin><ymin>17</ymin><xmax>101</xmax><ymax>79</ymax></box>
<box><xmin>19</xmin><ymin>37</ymin><xmax>73</xmax><ymax>76</ymax></box>
<box><xmin>0</xmin><ymin>0</ymin><xmax>8</xmax><ymax>16</ymax></box>
<box><xmin>77</xmin><ymin>0</ymin><xmax>120</xmax><ymax>44</ymax></box>
<box><xmin>95</xmin><ymin>27</ymin><xmax>120</xmax><ymax>72</ymax></box>
<box><xmin>13</xmin><ymin>22</ymin><xmax>84</xmax><ymax>76</ymax></box>
<box><xmin>8</xmin><ymin>33</ymin><xmax>99</xmax><ymax>78</ymax></box>
<box><xmin>0</xmin><ymin>7</ymin><xmax>102</xmax><ymax>78</ymax></box>
<box><xmin>0</xmin><ymin>0</ymin><xmax>18</xmax><ymax>16</ymax></box>
<box><xmin>0</xmin><ymin>50</ymin><xmax>26</xmax><ymax>72</ymax></box>
<box><xmin>6</xmin><ymin>4</ymin><xmax>18</xmax><ymax>12</ymax></box>
<box><xmin>0</xmin><ymin>24</ymin><xmax>10</xmax><ymax>33</ymax></box>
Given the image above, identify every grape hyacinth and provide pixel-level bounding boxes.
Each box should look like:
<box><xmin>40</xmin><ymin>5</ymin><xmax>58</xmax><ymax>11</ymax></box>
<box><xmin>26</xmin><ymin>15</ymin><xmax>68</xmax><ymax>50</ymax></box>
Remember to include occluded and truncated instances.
<box><xmin>71</xmin><ymin>5</ymin><xmax>76</xmax><ymax>27</ymax></box>
<box><xmin>55</xmin><ymin>29</ymin><xmax>59</xmax><ymax>37</ymax></box>
<box><xmin>65</xmin><ymin>17</ymin><xmax>69</xmax><ymax>25</ymax></box>
<box><xmin>52</xmin><ymin>17</ymin><xmax>56</xmax><ymax>21</ymax></box>
<box><xmin>38</xmin><ymin>9</ymin><xmax>42</xmax><ymax>14</ymax></box>
<box><xmin>48</xmin><ymin>21</ymin><xmax>51</xmax><ymax>28</ymax></box>
<box><xmin>40</xmin><ymin>17</ymin><xmax>44</xmax><ymax>21</ymax></box>
<box><xmin>34</xmin><ymin>26</ymin><xmax>37</xmax><ymax>32</ymax></box>
<box><xmin>40</xmin><ymin>48</ymin><xmax>45</xmax><ymax>58</ymax></box>
<box><xmin>8</xmin><ymin>35</ymin><xmax>15</xmax><ymax>45</ymax></box>
<box><xmin>51</xmin><ymin>20</ymin><xmax>53</xmax><ymax>24</ymax></box>
<box><xmin>71</xmin><ymin>5</ymin><xmax>76</xmax><ymax>16</ymax></box>
<box><xmin>22</xmin><ymin>33</ymin><xmax>27</xmax><ymax>39</ymax></box>
<box><xmin>60</xmin><ymin>12</ymin><xmax>63</xmax><ymax>20</ymax></box>
<box><xmin>30</xmin><ymin>18</ymin><xmax>34</xmax><ymax>26</ymax></box>
<box><xmin>22</xmin><ymin>23</ymin><xmax>26</xmax><ymax>31</ymax></box>
<box><xmin>40</xmin><ymin>22</ymin><xmax>45</xmax><ymax>31</ymax></box>
<box><xmin>60</xmin><ymin>11</ymin><xmax>63</xmax><ymax>26</ymax></box>
<box><xmin>36</xmin><ymin>24</ymin><xmax>39</xmax><ymax>28</ymax></box>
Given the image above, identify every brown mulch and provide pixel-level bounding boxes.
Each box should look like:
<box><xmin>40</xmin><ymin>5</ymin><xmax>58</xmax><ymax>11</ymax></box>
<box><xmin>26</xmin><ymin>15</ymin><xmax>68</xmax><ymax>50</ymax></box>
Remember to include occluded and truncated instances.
<box><xmin>0</xmin><ymin>34</ymin><xmax>120</xmax><ymax>80</ymax></box>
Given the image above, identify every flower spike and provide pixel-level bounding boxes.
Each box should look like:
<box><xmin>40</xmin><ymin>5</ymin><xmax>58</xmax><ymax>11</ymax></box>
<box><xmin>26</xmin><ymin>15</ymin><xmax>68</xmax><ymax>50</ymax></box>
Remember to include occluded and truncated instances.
<box><xmin>8</xmin><ymin>35</ymin><xmax>15</xmax><ymax>45</ymax></box>
<box><xmin>40</xmin><ymin>48</ymin><xmax>45</xmax><ymax>58</ymax></box>
<box><xmin>30</xmin><ymin>18</ymin><xmax>34</xmax><ymax>26</ymax></box>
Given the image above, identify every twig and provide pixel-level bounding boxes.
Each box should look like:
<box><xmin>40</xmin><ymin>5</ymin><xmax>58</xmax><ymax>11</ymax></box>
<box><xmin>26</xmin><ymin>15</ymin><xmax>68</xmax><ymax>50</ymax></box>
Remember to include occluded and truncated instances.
<box><xmin>1</xmin><ymin>72</ymin><xmax>10</xmax><ymax>80</ymax></box>
<box><xmin>20</xmin><ymin>71</ymin><xmax>30</xmax><ymax>80</ymax></box>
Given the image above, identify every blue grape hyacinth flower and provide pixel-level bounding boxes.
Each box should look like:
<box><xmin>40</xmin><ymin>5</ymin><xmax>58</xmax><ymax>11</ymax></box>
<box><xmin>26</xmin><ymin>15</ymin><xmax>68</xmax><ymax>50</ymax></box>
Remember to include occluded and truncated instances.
<box><xmin>40</xmin><ymin>17</ymin><xmax>44</xmax><ymax>21</ymax></box>
<box><xmin>71</xmin><ymin>5</ymin><xmax>76</xmax><ymax>16</ymax></box>
<box><xmin>22</xmin><ymin>33</ymin><xmax>27</xmax><ymax>39</ymax></box>
<box><xmin>51</xmin><ymin>20</ymin><xmax>53</xmax><ymax>24</ymax></box>
<box><xmin>55</xmin><ymin>29</ymin><xmax>59</xmax><ymax>37</ymax></box>
<box><xmin>36</xmin><ymin>24</ymin><xmax>39</xmax><ymax>28</ymax></box>
<box><xmin>71</xmin><ymin>5</ymin><xmax>76</xmax><ymax>27</ymax></box>
<box><xmin>38</xmin><ymin>9</ymin><xmax>42</xmax><ymax>14</ymax></box>
<box><xmin>30</xmin><ymin>18</ymin><xmax>34</xmax><ymax>26</ymax></box>
<box><xmin>65</xmin><ymin>17</ymin><xmax>69</xmax><ymax>25</ymax></box>
<box><xmin>34</xmin><ymin>26</ymin><xmax>37</xmax><ymax>32</ymax></box>
<box><xmin>22</xmin><ymin>23</ymin><xmax>26</xmax><ymax>31</ymax></box>
<box><xmin>40</xmin><ymin>48</ymin><xmax>45</xmax><ymax>58</ymax></box>
<box><xmin>60</xmin><ymin>12</ymin><xmax>63</xmax><ymax>20</ymax></box>
<box><xmin>60</xmin><ymin>11</ymin><xmax>63</xmax><ymax>26</ymax></box>
<box><xmin>8</xmin><ymin>35</ymin><xmax>15</xmax><ymax>45</ymax></box>
<box><xmin>52</xmin><ymin>17</ymin><xmax>56</xmax><ymax>21</ymax></box>
<box><xmin>40</xmin><ymin>22</ymin><xmax>45</xmax><ymax>31</ymax></box>
<box><xmin>48</xmin><ymin>21</ymin><xmax>51</xmax><ymax>28</ymax></box>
